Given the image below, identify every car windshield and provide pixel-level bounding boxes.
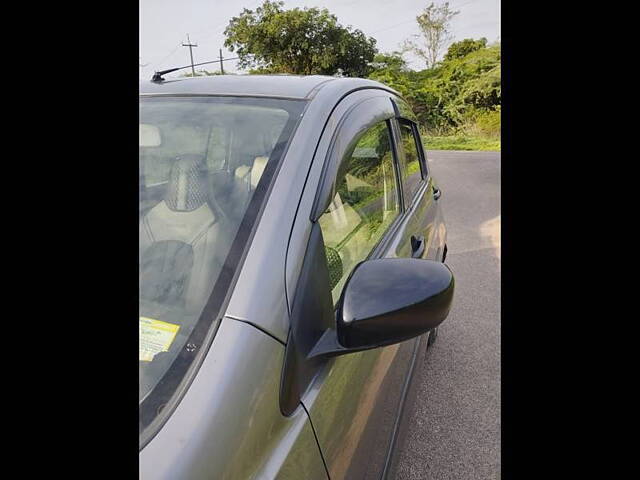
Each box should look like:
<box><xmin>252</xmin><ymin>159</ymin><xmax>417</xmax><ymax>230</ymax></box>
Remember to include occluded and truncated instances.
<box><xmin>139</xmin><ymin>95</ymin><xmax>305</xmax><ymax>440</ymax></box>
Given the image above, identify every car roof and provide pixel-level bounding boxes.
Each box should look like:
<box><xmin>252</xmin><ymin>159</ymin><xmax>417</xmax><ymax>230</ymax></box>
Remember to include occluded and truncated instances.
<box><xmin>139</xmin><ymin>74</ymin><xmax>398</xmax><ymax>100</ymax></box>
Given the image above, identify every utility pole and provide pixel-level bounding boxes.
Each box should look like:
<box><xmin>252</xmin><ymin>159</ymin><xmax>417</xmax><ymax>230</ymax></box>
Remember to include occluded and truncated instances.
<box><xmin>182</xmin><ymin>34</ymin><xmax>198</xmax><ymax>76</ymax></box>
<box><xmin>219</xmin><ymin>49</ymin><xmax>225</xmax><ymax>74</ymax></box>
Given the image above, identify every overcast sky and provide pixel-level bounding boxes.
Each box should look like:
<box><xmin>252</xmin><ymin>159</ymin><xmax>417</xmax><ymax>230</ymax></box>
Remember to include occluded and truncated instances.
<box><xmin>139</xmin><ymin>0</ymin><xmax>500</xmax><ymax>80</ymax></box>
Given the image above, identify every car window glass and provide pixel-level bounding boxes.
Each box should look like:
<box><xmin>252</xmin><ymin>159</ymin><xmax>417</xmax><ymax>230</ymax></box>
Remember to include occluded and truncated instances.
<box><xmin>318</xmin><ymin>121</ymin><xmax>400</xmax><ymax>304</ymax></box>
<box><xmin>397</xmin><ymin>120</ymin><xmax>424</xmax><ymax>202</ymax></box>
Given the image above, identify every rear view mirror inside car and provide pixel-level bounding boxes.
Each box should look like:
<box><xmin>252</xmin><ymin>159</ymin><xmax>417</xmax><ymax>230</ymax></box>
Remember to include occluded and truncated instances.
<box><xmin>140</xmin><ymin>124</ymin><xmax>162</xmax><ymax>147</ymax></box>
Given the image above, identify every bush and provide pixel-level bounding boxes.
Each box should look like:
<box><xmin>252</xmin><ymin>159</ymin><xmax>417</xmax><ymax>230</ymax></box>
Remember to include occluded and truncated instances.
<box><xmin>473</xmin><ymin>107</ymin><xmax>501</xmax><ymax>137</ymax></box>
<box><xmin>368</xmin><ymin>43</ymin><xmax>501</xmax><ymax>137</ymax></box>
<box><xmin>444</xmin><ymin>38</ymin><xmax>488</xmax><ymax>61</ymax></box>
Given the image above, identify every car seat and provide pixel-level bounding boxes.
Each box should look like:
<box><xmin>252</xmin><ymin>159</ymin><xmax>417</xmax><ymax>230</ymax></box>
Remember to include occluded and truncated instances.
<box><xmin>139</xmin><ymin>154</ymin><xmax>226</xmax><ymax>314</ymax></box>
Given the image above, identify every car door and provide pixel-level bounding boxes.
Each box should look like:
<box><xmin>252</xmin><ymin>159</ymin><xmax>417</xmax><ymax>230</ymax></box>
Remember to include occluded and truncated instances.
<box><xmin>282</xmin><ymin>92</ymin><xmax>420</xmax><ymax>480</ymax></box>
<box><xmin>389</xmin><ymin>97</ymin><xmax>445</xmax><ymax>263</ymax></box>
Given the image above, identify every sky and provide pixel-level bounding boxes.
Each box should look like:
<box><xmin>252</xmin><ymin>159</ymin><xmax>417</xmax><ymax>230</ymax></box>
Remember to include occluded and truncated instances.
<box><xmin>139</xmin><ymin>0</ymin><xmax>500</xmax><ymax>80</ymax></box>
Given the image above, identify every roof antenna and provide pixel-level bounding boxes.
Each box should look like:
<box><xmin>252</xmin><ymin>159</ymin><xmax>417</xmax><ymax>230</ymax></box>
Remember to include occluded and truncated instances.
<box><xmin>151</xmin><ymin>67</ymin><xmax>181</xmax><ymax>83</ymax></box>
<box><xmin>149</xmin><ymin>57</ymin><xmax>238</xmax><ymax>83</ymax></box>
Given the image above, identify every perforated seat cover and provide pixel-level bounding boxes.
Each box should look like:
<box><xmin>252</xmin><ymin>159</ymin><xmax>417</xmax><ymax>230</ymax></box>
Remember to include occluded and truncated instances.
<box><xmin>140</xmin><ymin>155</ymin><xmax>225</xmax><ymax>314</ymax></box>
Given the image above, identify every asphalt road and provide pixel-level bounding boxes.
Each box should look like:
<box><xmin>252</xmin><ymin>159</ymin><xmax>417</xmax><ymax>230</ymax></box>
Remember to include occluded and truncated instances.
<box><xmin>392</xmin><ymin>150</ymin><xmax>501</xmax><ymax>480</ymax></box>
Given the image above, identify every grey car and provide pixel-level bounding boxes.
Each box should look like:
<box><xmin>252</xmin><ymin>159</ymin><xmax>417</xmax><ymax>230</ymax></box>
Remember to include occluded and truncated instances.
<box><xmin>139</xmin><ymin>74</ymin><xmax>454</xmax><ymax>479</ymax></box>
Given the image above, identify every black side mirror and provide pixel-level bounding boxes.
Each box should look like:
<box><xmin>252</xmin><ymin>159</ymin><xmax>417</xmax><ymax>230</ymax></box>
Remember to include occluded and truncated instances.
<box><xmin>337</xmin><ymin>258</ymin><xmax>454</xmax><ymax>349</ymax></box>
<box><xmin>307</xmin><ymin>257</ymin><xmax>454</xmax><ymax>358</ymax></box>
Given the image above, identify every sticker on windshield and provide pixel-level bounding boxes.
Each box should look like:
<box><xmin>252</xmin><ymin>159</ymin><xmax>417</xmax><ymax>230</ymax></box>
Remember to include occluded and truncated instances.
<box><xmin>139</xmin><ymin>317</ymin><xmax>180</xmax><ymax>362</ymax></box>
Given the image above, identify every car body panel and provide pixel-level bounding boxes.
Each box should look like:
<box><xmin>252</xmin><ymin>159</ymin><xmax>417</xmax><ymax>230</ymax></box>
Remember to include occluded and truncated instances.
<box><xmin>302</xmin><ymin>336</ymin><xmax>422</xmax><ymax>479</ymax></box>
<box><xmin>139</xmin><ymin>318</ymin><xmax>327</xmax><ymax>480</ymax></box>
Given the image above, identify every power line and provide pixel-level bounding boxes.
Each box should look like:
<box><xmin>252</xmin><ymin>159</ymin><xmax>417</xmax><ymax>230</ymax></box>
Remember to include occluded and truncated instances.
<box><xmin>370</xmin><ymin>17</ymin><xmax>416</xmax><ymax>34</ymax></box>
<box><xmin>189</xmin><ymin>55</ymin><xmax>240</xmax><ymax>76</ymax></box>
<box><xmin>369</xmin><ymin>0</ymin><xmax>476</xmax><ymax>34</ymax></box>
<box><xmin>147</xmin><ymin>42</ymin><xmax>182</xmax><ymax>70</ymax></box>
<box><xmin>190</xmin><ymin>0</ymin><xmax>262</xmax><ymax>41</ymax></box>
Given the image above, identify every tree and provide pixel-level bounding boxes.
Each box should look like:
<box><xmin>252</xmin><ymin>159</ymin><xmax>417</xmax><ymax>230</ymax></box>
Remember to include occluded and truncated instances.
<box><xmin>224</xmin><ymin>0</ymin><xmax>377</xmax><ymax>77</ymax></box>
<box><xmin>369</xmin><ymin>43</ymin><xmax>500</xmax><ymax>133</ymax></box>
<box><xmin>370</xmin><ymin>52</ymin><xmax>408</xmax><ymax>73</ymax></box>
<box><xmin>444</xmin><ymin>38</ymin><xmax>488</xmax><ymax>61</ymax></box>
<box><xmin>403</xmin><ymin>2</ymin><xmax>459</xmax><ymax>69</ymax></box>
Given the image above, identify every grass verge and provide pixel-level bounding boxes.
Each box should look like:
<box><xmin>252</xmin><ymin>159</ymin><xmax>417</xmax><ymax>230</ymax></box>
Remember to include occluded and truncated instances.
<box><xmin>422</xmin><ymin>135</ymin><xmax>501</xmax><ymax>151</ymax></box>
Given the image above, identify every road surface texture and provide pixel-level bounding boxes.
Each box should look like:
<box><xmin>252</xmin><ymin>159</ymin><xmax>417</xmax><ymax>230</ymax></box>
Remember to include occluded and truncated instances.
<box><xmin>390</xmin><ymin>150</ymin><xmax>501</xmax><ymax>480</ymax></box>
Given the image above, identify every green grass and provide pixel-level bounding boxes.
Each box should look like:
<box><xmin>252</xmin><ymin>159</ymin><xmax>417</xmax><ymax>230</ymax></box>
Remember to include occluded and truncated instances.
<box><xmin>407</xmin><ymin>160</ymin><xmax>421</xmax><ymax>176</ymax></box>
<box><xmin>421</xmin><ymin>135</ymin><xmax>501</xmax><ymax>151</ymax></box>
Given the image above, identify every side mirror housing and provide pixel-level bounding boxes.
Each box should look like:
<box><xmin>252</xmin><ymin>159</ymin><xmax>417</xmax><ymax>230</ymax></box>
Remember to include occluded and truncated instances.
<box><xmin>308</xmin><ymin>258</ymin><xmax>454</xmax><ymax>358</ymax></box>
<box><xmin>338</xmin><ymin>258</ymin><xmax>454</xmax><ymax>349</ymax></box>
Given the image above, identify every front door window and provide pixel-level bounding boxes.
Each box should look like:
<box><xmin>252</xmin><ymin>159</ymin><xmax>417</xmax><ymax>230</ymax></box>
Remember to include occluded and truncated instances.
<box><xmin>318</xmin><ymin>120</ymin><xmax>400</xmax><ymax>304</ymax></box>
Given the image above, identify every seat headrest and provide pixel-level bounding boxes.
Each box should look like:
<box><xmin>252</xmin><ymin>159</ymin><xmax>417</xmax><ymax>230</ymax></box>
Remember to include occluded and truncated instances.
<box><xmin>251</xmin><ymin>156</ymin><xmax>268</xmax><ymax>189</ymax></box>
<box><xmin>234</xmin><ymin>156</ymin><xmax>269</xmax><ymax>191</ymax></box>
<box><xmin>164</xmin><ymin>155</ymin><xmax>209</xmax><ymax>212</ymax></box>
